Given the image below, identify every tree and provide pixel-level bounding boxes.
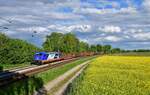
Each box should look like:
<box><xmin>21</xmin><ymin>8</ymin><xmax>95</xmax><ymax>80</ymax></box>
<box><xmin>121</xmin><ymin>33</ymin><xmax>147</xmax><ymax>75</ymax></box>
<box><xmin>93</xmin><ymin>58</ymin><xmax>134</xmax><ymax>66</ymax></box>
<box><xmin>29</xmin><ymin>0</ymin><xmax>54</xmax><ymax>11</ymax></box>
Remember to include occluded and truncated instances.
<box><xmin>0</xmin><ymin>33</ymin><xmax>9</xmax><ymax>46</ymax></box>
<box><xmin>96</xmin><ymin>44</ymin><xmax>102</xmax><ymax>53</ymax></box>
<box><xmin>43</xmin><ymin>32</ymin><xmax>63</xmax><ymax>51</ymax></box>
<box><xmin>90</xmin><ymin>45</ymin><xmax>97</xmax><ymax>52</ymax></box>
<box><xmin>62</xmin><ymin>33</ymin><xmax>79</xmax><ymax>53</ymax></box>
<box><xmin>79</xmin><ymin>41</ymin><xmax>89</xmax><ymax>52</ymax></box>
<box><xmin>111</xmin><ymin>48</ymin><xmax>121</xmax><ymax>53</ymax></box>
<box><xmin>102</xmin><ymin>45</ymin><xmax>112</xmax><ymax>54</ymax></box>
<box><xmin>43</xmin><ymin>32</ymin><xmax>80</xmax><ymax>53</ymax></box>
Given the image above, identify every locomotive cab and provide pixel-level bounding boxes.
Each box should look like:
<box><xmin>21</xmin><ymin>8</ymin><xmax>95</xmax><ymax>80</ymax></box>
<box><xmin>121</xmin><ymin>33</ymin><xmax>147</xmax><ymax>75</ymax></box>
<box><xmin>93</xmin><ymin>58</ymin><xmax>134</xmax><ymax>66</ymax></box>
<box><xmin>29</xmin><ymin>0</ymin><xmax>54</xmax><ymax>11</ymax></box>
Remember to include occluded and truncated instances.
<box><xmin>47</xmin><ymin>52</ymin><xmax>60</xmax><ymax>59</ymax></box>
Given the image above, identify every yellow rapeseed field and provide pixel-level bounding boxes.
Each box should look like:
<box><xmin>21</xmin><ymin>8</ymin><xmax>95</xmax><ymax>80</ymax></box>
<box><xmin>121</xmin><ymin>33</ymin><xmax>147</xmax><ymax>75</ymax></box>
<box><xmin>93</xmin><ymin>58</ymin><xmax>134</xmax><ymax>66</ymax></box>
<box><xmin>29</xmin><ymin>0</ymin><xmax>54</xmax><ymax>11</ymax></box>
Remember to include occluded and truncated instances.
<box><xmin>67</xmin><ymin>56</ymin><xmax>150</xmax><ymax>95</ymax></box>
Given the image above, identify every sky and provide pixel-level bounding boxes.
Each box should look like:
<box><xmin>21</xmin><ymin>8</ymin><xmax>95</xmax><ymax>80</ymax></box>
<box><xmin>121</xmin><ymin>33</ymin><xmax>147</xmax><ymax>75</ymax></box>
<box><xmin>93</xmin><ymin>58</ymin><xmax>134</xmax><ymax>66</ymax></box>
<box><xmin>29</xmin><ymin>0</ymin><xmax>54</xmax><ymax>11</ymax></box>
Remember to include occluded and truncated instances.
<box><xmin>0</xmin><ymin>0</ymin><xmax>150</xmax><ymax>50</ymax></box>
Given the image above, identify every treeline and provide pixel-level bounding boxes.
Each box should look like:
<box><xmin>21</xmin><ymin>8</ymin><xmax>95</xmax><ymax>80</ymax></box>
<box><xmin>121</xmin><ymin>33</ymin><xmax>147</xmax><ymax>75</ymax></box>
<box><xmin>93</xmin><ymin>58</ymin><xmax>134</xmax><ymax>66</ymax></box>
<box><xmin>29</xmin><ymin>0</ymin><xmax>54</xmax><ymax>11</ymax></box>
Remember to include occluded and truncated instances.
<box><xmin>0</xmin><ymin>33</ymin><xmax>40</xmax><ymax>64</ymax></box>
<box><xmin>1</xmin><ymin>32</ymin><xmax>150</xmax><ymax>65</ymax></box>
<box><xmin>124</xmin><ymin>49</ymin><xmax>150</xmax><ymax>52</ymax></box>
<box><xmin>43</xmin><ymin>32</ymin><xmax>122</xmax><ymax>54</ymax></box>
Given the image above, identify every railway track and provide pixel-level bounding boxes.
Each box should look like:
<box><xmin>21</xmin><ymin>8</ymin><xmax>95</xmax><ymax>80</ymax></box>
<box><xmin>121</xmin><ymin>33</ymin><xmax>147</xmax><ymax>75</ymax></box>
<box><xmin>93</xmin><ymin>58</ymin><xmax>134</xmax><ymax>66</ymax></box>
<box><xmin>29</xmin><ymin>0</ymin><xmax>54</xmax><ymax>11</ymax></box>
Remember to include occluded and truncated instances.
<box><xmin>0</xmin><ymin>57</ymin><xmax>80</xmax><ymax>87</ymax></box>
<box><xmin>0</xmin><ymin>65</ymin><xmax>37</xmax><ymax>79</ymax></box>
<box><xmin>4</xmin><ymin>65</ymin><xmax>37</xmax><ymax>72</ymax></box>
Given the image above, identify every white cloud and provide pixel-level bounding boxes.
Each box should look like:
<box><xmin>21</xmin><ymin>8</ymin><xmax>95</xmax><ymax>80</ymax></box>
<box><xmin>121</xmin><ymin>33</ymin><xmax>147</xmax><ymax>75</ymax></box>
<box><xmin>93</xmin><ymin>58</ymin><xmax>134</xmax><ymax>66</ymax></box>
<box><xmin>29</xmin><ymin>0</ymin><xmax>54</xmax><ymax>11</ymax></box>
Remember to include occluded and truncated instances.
<box><xmin>48</xmin><ymin>12</ymin><xmax>83</xmax><ymax>19</ymax></box>
<box><xmin>143</xmin><ymin>0</ymin><xmax>150</xmax><ymax>11</ymax></box>
<box><xmin>133</xmin><ymin>32</ymin><xmax>150</xmax><ymax>40</ymax></box>
<box><xmin>92</xmin><ymin>35</ymin><xmax>122</xmax><ymax>43</ymax></box>
<box><xmin>74</xmin><ymin>7</ymin><xmax>136</xmax><ymax>15</ymax></box>
<box><xmin>127</xmin><ymin>29</ymin><xmax>143</xmax><ymax>34</ymax></box>
<box><xmin>99</xmin><ymin>25</ymin><xmax>121</xmax><ymax>33</ymax></box>
<box><xmin>80</xmin><ymin>38</ymin><xmax>89</xmax><ymax>43</ymax></box>
<box><xmin>48</xmin><ymin>24</ymin><xmax>91</xmax><ymax>32</ymax></box>
<box><xmin>119</xmin><ymin>7</ymin><xmax>137</xmax><ymax>13</ymax></box>
<box><xmin>17</xmin><ymin>26</ymin><xmax>49</xmax><ymax>33</ymax></box>
<box><xmin>74</xmin><ymin>8</ymin><xmax>112</xmax><ymax>14</ymax></box>
<box><xmin>1</xmin><ymin>0</ymin><xmax>150</xmax><ymax>49</ymax></box>
<box><xmin>104</xmin><ymin>36</ymin><xmax>122</xmax><ymax>42</ymax></box>
<box><xmin>130</xmin><ymin>24</ymin><xmax>150</xmax><ymax>27</ymax></box>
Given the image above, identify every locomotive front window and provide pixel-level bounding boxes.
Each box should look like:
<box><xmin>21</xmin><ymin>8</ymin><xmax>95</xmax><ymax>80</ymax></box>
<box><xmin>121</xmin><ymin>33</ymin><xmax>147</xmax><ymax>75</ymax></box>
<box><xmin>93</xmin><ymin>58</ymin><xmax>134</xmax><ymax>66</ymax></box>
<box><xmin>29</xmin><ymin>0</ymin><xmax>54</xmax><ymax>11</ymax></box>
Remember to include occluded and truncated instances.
<box><xmin>36</xmin><ymin>53</ymin><xmax>42</xmax><ymax>56</ymax></box>
<box><xmin>49</xmin><ymin>53</ymin><xmax>55</xmax><ymax>56</ymax></box>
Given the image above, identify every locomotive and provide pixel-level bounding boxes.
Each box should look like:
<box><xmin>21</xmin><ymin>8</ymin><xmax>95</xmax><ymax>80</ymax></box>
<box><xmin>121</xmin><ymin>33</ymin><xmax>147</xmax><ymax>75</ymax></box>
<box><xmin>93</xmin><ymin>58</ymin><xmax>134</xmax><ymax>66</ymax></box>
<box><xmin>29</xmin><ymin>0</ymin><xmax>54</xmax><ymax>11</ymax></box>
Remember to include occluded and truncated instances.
<box><xmin>33</xmin><ymin>52</ymin><xmax>62</xmax><ymax>65</ymax></box>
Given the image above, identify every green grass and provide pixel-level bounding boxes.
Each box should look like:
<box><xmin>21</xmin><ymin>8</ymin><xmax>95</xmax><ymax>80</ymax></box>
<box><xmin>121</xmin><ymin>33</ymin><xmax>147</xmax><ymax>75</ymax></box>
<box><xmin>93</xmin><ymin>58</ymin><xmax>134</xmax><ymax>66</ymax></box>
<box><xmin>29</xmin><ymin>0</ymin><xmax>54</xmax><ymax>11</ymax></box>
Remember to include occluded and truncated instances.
<box><xmin>66</xmin><ymin>56</ymin><xmax>150</xmax><ymax>95</ymax></box>
<box><xmin>36</xmin><ymin>56</ymin><xmax>96</xmax><ymax>84</ymax></box>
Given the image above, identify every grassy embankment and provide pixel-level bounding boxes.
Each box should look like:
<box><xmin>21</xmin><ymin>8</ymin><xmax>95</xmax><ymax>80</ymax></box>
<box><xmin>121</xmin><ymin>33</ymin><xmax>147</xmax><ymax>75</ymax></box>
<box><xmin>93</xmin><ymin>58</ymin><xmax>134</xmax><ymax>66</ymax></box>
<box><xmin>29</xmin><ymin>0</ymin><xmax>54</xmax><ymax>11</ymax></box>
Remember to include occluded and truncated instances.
<box><xmin>36</xmin><ymin>56</ymin><xmax>97</xmax><ymax>84</ymax></box>
<box><xmin>0</xmin><ymin>56</ymin><xmax>96</xmax><ymax>95</ymax></box>
<box><xmin>66</xmin><ymin>56</ymin><xmax>150</xmax><ymax>95</ymax></box>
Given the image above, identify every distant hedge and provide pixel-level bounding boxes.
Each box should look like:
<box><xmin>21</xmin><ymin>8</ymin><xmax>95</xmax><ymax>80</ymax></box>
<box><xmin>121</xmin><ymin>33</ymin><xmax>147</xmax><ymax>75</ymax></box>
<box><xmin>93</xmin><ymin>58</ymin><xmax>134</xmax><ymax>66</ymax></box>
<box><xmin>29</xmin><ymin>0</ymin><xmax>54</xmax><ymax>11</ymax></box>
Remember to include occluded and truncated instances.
<box><xmin>0</xmin><ymin>33</ymin><xmax>40</xmax><ymax>64</ymax></box>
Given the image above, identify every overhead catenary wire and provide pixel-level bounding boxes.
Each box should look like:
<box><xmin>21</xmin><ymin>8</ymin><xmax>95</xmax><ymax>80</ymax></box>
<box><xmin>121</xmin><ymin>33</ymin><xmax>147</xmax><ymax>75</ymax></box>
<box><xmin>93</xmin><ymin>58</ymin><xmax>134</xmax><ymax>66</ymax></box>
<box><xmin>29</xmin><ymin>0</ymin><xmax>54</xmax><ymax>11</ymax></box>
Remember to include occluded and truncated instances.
<box><xmin>0</xmin><ymin>17</ymin><xmax>12</xmax><ymax>23</ymax></box>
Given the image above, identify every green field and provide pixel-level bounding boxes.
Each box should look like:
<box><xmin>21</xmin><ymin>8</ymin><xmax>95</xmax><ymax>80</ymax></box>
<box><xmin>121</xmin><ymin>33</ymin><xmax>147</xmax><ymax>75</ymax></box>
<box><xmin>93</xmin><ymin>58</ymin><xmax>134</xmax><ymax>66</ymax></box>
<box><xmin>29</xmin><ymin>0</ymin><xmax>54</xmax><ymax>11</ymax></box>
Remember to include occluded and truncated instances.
<box><xmin>67</xmin><ymin>56</ymin><xmax>150</xmax><ymax>95</ymax></box>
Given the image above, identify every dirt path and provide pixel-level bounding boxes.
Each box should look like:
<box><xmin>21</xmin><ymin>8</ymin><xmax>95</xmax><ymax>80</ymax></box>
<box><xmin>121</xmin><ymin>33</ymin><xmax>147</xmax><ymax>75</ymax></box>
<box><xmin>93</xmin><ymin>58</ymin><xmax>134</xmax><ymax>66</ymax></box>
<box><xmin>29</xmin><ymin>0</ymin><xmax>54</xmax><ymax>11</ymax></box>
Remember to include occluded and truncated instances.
<box><xmin>34</xmin><ymin>60</ymin><xmax>90</xmax><ymax>95</ymax></box>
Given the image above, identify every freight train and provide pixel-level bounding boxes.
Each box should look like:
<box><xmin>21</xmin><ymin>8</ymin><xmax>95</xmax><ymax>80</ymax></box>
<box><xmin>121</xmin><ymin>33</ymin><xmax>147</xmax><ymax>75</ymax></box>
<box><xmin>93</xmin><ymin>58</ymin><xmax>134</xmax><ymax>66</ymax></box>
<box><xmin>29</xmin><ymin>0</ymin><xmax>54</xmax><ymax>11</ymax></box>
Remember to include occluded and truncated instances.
<box><xmin>33</xmin><ymin>51</ymin><xmax>95</xmax><ymax>65</ymax></box>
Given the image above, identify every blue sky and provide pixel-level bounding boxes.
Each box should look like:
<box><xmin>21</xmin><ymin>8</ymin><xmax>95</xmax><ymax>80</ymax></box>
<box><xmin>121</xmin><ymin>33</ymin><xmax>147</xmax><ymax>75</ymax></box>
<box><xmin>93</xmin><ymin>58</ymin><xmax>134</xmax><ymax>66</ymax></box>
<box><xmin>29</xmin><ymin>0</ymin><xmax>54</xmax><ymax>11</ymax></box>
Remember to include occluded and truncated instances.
<box><xmin>0</xmin><ymin>0</ymin><xmax>150</xmax><ymax>49</ymax></box>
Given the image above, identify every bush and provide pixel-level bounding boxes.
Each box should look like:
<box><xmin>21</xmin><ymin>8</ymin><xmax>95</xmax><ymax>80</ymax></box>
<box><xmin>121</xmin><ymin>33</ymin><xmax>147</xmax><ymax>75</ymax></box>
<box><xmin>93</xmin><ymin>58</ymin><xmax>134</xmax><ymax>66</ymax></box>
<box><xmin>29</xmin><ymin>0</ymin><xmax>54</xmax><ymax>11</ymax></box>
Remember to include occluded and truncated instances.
<box><xmin>0</xmin><ymin>33</ymin><xmax>40</xmax><ymax>64</ymax></box>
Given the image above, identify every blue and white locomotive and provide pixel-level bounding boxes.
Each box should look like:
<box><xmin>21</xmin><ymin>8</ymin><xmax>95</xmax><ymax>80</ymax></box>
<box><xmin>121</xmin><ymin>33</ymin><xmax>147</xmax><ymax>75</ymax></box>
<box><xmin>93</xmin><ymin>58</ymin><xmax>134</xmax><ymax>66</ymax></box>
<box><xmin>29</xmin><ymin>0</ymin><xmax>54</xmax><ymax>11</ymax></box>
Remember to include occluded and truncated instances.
<box><xmin>33</xmin><ymin>52</ymin><xmax>61</xmax><ymax>65</ymax></box>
